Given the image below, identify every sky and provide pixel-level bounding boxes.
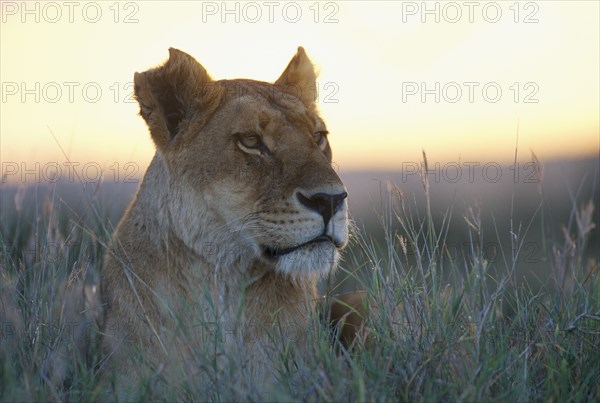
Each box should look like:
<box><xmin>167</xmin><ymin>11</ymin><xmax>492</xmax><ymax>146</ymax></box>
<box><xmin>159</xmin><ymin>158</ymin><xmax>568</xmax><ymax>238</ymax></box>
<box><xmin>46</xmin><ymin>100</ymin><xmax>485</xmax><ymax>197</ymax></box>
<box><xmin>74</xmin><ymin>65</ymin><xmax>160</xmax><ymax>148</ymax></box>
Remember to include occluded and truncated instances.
<box><xmin>1</xmin><ymin>1</ymin><xmax>598</xmax><ymax>182</ymax></box>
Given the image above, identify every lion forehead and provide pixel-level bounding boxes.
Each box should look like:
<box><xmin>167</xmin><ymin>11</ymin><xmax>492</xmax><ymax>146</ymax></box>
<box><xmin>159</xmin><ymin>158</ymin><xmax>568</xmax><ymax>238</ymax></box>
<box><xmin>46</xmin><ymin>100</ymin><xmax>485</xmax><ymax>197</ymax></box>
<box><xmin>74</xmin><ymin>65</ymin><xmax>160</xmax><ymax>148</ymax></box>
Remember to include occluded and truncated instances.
<box><xmin>218</xmin><ymin>79</ymin><xmax>320</xmax><ymax>130</ymax></box>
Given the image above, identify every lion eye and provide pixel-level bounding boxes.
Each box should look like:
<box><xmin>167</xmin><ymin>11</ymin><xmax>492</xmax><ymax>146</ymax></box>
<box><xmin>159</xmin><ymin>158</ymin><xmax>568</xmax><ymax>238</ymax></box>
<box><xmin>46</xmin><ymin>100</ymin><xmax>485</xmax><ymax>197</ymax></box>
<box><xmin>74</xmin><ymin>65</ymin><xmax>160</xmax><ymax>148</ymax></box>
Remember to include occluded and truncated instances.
<box><xmin>313</xmin><ymin>131</ymin><xmax>328</xmax><ymax>149</ymax></box>
<box><xmin>239</xmin><ymin>133</ymin><xmax>261</xmax><ymax>149</ymax></box>
<box><xmin>237</xmin><ymin>132</ymin><xmax>267</xmax><ymax>156</ymax></box>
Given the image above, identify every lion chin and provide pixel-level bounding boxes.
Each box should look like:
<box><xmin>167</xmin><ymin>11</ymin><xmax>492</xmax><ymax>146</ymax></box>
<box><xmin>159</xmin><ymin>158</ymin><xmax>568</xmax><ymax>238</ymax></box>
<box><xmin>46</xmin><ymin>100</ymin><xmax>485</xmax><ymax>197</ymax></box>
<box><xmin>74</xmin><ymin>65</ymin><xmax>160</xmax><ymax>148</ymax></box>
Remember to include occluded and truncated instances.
<box><xmin>264</xmin><ymin>237</ymin><xmax>341</xmax><ymax>278</ymax></box>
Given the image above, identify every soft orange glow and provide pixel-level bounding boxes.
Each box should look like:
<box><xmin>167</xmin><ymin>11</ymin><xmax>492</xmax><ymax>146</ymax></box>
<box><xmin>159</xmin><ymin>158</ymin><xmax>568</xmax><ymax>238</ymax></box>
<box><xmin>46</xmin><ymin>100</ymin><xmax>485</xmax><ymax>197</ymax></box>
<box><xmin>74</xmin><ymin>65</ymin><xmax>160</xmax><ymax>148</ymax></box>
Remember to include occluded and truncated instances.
<box><xmin>1</xmin><ymin>1</ymin><xmax>598</xmax><ymax>180</ymax></box>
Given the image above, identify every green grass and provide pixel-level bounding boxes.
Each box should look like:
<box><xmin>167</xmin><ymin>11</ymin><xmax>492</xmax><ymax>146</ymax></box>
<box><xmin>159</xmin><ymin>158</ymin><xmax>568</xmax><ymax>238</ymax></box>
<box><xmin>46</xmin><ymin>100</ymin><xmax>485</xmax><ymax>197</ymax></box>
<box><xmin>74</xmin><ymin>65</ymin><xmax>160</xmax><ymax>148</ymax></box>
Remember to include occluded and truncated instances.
<box><xmin>1</xmin><ymin>159</ymin><xmax>599</xmax><ymax>401</ymax></box>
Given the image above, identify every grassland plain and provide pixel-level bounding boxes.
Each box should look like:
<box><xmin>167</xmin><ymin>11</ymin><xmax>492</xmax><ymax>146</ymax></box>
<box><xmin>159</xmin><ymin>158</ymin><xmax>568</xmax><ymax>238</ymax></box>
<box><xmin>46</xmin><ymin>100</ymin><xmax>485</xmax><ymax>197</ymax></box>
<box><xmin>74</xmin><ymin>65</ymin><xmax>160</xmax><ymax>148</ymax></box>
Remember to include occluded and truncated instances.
<box><xmin>0</xmin><ymin>155</ymin><xmax>599</xmax><ymax>401</ymax></box>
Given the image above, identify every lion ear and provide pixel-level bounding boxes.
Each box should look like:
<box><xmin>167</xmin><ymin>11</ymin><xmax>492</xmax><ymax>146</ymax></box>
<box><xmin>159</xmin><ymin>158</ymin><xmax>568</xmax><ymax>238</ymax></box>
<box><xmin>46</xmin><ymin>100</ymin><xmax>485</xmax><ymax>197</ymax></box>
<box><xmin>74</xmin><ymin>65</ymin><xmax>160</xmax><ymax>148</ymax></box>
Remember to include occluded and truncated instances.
<box><xmin>134</xmin><ymin>48</ymin><xmax>214</xmax><ymax>150</ymax></box>
<box><xmin>275</xmin><ymin>47</ymin><xmax>318</xmax><ymax>108</ymax></box>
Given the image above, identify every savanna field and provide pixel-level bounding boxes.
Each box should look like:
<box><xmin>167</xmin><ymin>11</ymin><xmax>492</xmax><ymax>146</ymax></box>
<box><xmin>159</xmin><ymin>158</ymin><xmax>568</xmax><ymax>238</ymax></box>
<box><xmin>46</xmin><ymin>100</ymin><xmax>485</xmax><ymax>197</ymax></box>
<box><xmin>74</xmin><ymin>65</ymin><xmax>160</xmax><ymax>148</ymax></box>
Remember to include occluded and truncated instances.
<box><xmin>1</xmin><ymin>154</ymin><xmax>598</xmax><ymax>401</ymax></box>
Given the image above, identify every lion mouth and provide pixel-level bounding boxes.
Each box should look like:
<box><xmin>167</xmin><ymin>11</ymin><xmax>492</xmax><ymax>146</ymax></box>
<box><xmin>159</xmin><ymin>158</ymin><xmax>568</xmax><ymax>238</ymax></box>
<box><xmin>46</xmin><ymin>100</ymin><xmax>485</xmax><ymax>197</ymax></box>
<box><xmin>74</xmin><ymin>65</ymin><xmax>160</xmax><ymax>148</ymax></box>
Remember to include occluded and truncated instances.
<box><xmin>263</xmin><ymin>235</ymin><xmax>335</xmax><ymax>259</ymax></box>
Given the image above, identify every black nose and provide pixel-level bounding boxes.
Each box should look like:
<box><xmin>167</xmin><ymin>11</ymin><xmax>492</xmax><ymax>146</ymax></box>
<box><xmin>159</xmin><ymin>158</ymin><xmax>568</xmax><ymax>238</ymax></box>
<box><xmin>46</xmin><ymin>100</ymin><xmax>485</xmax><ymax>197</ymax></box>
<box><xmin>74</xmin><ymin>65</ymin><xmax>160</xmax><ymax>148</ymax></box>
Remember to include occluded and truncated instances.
<box><xmin>297</xmin><ymin>191</ymin><xmax>347</xmax><ymax>228</ymax></box>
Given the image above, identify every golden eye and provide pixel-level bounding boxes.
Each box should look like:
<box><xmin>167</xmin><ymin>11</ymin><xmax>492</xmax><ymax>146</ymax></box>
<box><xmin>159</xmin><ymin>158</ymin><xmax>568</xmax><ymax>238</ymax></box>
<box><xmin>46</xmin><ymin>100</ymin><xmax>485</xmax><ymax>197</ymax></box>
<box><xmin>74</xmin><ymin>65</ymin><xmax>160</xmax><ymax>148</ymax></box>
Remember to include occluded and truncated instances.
<box><xmin>239</xmin><ymin>132</ymin><xmax>261</xmax><ymax>149</ymax></box>
<box><xmin>313</xmin><ymin>131</ymin><xmax>328</xmax><ymax>148</ymax></box>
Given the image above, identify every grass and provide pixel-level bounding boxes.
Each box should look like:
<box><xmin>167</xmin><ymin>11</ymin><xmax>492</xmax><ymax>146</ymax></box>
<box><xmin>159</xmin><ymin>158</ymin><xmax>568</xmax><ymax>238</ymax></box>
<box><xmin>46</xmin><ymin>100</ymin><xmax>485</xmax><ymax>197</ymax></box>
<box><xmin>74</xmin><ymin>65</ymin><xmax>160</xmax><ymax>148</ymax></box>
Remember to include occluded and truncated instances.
<box><xmin>0</xmin><ymin>154</ymin><xmax>599</xmax><ymax>401</ymax></box>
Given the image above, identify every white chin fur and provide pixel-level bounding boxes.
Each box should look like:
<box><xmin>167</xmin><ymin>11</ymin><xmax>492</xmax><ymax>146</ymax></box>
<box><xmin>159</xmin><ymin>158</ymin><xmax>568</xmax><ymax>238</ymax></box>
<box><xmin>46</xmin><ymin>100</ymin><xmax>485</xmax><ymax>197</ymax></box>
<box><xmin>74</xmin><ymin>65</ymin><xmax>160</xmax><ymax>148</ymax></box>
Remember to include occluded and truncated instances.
<box><xmin>275</xmin><ymin>242</ymin><xmax>340</xmax><ymax>279</ymax></box>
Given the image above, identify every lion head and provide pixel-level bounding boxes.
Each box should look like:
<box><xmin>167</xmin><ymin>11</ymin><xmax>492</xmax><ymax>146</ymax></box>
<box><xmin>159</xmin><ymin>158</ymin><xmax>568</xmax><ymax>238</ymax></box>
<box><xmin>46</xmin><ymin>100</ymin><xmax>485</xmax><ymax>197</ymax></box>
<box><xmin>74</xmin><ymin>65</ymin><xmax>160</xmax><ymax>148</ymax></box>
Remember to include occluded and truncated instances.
<box><xmin>132</xmin><ymin>47</ymin><xmax>348</xmax><ymax>279</ymax></box>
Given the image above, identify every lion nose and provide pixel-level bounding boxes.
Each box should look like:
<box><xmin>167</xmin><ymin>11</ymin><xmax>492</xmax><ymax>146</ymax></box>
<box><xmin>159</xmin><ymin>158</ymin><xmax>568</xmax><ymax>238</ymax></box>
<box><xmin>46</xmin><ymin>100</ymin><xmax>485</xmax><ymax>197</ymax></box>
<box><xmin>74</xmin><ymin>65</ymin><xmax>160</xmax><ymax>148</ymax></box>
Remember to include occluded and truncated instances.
<box><xmin>297</xmin><ymin>191</ymin><xmax>348</xmax><ymax>228</ymax></box>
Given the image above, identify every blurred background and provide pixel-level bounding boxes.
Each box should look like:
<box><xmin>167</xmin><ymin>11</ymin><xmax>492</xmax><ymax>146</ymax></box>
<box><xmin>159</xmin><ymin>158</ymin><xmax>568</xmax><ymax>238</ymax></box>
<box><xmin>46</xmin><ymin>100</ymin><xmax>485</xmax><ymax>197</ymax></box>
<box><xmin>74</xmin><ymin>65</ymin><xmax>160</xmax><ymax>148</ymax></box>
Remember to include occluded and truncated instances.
<box><xmin>1</xmin><ymin>1</ymin><xmax>599</xmax><ymax>288</ymax></box>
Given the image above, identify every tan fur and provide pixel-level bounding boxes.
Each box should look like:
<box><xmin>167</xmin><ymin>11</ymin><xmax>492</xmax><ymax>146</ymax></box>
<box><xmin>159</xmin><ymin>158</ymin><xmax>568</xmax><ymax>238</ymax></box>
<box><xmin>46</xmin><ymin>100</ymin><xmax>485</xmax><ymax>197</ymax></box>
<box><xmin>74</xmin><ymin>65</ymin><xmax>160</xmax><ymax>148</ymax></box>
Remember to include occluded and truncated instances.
<box><xmin>329</xmin><ymin>291</ymin><xmax>372</xmax><ymax>350</ymax></box>
<box><xmin>101</xmin><ymin>47</ymin><xmax>349</xmax><ymax>393</ymax></box>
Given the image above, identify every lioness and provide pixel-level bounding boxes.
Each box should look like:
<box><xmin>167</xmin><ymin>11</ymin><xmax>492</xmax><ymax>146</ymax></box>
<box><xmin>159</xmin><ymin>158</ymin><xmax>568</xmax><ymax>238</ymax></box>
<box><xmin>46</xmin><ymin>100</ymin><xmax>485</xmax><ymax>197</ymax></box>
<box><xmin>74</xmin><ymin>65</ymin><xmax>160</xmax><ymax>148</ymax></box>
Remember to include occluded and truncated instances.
<box><xmin>101</xmin><ymin>47</ymin><xmax>349</xmax><ymax>393</ymax></box>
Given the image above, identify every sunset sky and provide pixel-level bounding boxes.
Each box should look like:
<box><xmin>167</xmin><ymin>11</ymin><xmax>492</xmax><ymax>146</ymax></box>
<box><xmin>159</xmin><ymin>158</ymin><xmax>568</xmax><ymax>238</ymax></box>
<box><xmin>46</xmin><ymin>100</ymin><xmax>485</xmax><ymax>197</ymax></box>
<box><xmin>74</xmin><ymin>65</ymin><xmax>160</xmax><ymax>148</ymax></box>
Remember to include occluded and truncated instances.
<box><xmin>1</xmin><ymin>1</ymin><xmax>598</xmax><ymax>181</ymax></box>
